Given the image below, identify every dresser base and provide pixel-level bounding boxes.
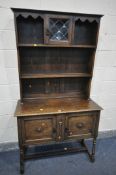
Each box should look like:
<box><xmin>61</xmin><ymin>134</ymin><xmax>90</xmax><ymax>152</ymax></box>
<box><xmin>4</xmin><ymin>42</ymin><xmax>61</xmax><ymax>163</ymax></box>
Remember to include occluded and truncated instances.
<box><xmin>15</xmin><ymin>98</ymin><xmax>101</xmax><ymax>174</ymax></box>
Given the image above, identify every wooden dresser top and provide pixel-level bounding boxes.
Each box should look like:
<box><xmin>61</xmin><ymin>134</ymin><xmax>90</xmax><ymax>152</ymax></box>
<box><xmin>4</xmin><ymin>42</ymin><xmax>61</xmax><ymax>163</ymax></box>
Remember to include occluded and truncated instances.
<box><xmin>15</xmin><ymin>98</ymin><xmax>102</xmax><ymax>117</ymax></box>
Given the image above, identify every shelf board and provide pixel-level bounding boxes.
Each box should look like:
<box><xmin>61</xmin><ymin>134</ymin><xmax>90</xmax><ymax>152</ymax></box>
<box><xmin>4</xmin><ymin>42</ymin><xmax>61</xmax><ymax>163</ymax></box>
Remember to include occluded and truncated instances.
<box><xmin>18</xmin><ymin>44</ymin><xmax>96</xmax><ymax>48</ymax></box>
<box><xmin>20</xmin><ymin>73</ymin><xmax>92</xmax><ymax>79</ymax></box>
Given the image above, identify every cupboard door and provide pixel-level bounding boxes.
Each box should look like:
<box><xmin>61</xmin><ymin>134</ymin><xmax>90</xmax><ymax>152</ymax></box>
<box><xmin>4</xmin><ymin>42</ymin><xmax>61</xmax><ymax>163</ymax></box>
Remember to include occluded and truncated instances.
<box><xmin>65</xmin><ymin>112</ymin><xmax>97</xmax><ymax>140</ymax></box>
<box><xmin>23</xmin><ymin>115</ymin><xmax>57</xmax><ymax>144</ymax></box>
<box><xmin>45</xmin><ymin>15</ymin><xmax>72</xmax><ymax>45</ymax></box>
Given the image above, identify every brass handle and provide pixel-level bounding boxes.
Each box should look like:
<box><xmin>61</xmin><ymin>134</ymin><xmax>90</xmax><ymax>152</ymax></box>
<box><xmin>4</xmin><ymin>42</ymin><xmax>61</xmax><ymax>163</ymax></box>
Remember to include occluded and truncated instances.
<box><xmin>35</xmin><ymin>127</ymin><xmax>43</xmax><ymax>133</ymax></box>
<box><xmin>76</xmin><ymin>123</ymin><xmax>84</xmax><ymax>129</ymax></box>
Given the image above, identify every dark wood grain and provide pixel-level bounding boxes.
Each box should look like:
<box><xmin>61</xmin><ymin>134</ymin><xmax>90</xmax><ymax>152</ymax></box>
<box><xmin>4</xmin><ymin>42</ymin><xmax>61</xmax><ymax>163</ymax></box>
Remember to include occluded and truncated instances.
<box><xmin>65</xmin><ymin>112</ymin><xmax>95</xmax><ymax>139</ymax></box>
<box><xmin>17</xmin><ymin>15</ymin><xmax>44</xmax><ymax>44</ymax></box>
<box><xmin>19</xmin><ymin>47</ymin><xmax>94</xmax><ymax>80</ymax></box>
<box><xmin>74</xmin><ymin>19</ymin><xmax>98</xmax><ymax>45</ymax></box>
<box><xmin>21</xmin><ymin>77</ymin><xmax>91</xmax><ymax>100</ymax></box>
<box><xmin>15</xmin><ymin>98</ymin><xmax>102</xmax><ymax>117</ymax></box>
<box><xmin>23</xmin><ymin>116</ymin><xmax>56</xmax><ymax>144</ymax></box>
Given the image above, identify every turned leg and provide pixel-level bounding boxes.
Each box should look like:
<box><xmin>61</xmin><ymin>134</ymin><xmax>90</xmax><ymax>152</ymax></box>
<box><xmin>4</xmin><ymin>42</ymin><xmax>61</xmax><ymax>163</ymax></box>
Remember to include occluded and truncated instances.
<box><xmin>24</xmin><ymin>146</ymin><xmax>27</xmax><ymax>154</ymax></box>
<box><xmin>20</xmin><ymin>148</ymin><xmax>24</xmax><ymax>174</ymax></box>
<box><xmin>90</xmin><ymin>138</ymin><xmax>96</xmax><ymax>162</ymax></box>
<box><xmin>79</xmin><ymin>138</ymin><xmax>97</xmax><ymax>162</ymax></box>
<box><xmin>80</xmin><ymin>139</ymin><xmax>84</xmax><ymax>145</ymax></box>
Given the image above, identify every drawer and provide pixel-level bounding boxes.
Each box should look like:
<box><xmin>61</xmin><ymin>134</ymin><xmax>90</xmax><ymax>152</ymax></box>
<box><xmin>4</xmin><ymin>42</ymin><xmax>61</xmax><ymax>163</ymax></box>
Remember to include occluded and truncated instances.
<box><xmin>65</xmin><ymin>112</ymin><xmax>97</xmax><ymax>139</ymax></box>
<box><xmin>23</xmin><ymin>116</ymin><xmax>56</xmax><ymax>144</ymax></box>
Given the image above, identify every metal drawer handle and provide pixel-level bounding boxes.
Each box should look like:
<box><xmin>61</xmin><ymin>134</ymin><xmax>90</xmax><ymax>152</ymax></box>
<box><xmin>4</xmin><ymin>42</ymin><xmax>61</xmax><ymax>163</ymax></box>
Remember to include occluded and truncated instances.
<box><xmin>76</xmin><ymin>123</ymin><xmax>84</xmax><ymax>129</ymax></box>
<box><xmin>35</xmin><ymin>127</ymin><xmax>43</xmax><ymax>133</ymax></box>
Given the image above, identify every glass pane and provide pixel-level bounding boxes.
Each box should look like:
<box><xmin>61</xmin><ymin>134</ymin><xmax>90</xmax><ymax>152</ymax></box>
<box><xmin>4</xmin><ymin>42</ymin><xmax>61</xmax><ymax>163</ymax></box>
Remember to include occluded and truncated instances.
<box><xmin>49</xmin><ymin>18</ymin><xmax>69</xmax><ymax>41</ymax></box>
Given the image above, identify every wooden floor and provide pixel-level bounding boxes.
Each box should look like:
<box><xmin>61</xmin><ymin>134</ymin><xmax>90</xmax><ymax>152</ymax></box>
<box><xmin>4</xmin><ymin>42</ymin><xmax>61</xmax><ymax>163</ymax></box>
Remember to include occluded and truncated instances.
<box><xmin>15</xmin><ymin>98</ymin><xmax>102</xmax><ymax>117</ymax></box>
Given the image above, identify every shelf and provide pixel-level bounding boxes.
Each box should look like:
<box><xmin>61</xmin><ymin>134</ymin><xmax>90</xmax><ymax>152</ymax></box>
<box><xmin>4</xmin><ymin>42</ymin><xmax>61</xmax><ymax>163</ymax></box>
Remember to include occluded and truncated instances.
<box><xmin>20</xmin><ymin>73</ymin><xmax>92</xmax><ymax>79</ymax></box>
<box><xmin>18</xmin><ymin>44</ymin><xmax>96</xmax><ymax>48</ymax></box>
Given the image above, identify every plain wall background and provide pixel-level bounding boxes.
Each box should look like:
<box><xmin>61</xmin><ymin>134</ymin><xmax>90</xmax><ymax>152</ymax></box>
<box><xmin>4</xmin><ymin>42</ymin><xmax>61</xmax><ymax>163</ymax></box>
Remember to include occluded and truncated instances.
<box><xmin>0</xmin><ymin>0</ymin><xmax>116</xmax><ymax>144</ymax></box>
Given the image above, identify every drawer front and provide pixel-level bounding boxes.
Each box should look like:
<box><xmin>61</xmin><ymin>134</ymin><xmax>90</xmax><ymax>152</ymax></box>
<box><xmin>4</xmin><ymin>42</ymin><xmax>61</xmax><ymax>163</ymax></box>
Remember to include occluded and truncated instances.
<box><xmin>23</xmin><ymin>116</ymin><xmax>56</xmax><ymax>144</ymax></box>
<box><xmin>65</xmin><ymin>112</ymin><xmax>97</xmax><ymax>139</ymax></box>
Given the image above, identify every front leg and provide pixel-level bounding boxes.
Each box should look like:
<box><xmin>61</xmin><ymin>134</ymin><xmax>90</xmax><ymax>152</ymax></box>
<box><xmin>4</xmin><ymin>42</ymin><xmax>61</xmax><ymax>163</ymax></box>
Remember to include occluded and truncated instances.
<box><xmin>90</xmin><ymin>138</ymin><xmax>96</xmax><ymax>162</ymax></box>
<box><xmin>20</xmin><ymin>148</ymin><xmax>24</xmax><ymax>174</ymax></box>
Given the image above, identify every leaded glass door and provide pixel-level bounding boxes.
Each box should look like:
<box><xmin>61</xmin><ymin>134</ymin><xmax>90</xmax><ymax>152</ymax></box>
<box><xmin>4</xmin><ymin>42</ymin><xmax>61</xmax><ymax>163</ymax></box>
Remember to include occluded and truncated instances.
<box><xmin>45</xmin><ymin>15</ymin><xmax>72</xmax><ymax>45</ymax></box>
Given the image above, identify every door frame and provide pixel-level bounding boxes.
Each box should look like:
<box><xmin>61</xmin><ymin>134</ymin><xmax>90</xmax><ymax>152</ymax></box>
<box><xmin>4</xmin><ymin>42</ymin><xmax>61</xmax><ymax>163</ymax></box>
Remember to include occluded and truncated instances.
<box><xmin>44</xmin><ymin>14</ymin><xmax>73</xmax><ymax>45</ymax></box>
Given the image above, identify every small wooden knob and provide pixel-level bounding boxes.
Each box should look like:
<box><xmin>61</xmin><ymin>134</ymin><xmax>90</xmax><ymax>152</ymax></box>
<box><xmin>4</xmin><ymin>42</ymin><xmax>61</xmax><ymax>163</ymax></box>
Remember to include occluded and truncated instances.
<box><xmin>76</xmin><ymin>123</ymin><xmax>84</xmax><ymax>129</ymax></box>
<box><xmin>42</xmin><ymin>122</ymin><xmax>45</xmax><ymax>126</ymax></box>
<box><xmin>35</xmin><ymin>127</ymin><xmax>43</xmax><ymax>133</ymax></box>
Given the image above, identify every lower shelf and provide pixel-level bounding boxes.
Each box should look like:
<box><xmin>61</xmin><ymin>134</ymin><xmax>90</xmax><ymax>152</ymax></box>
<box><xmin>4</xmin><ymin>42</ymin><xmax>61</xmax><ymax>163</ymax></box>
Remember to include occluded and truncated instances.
<box><xmin>20</xmin><ymin>139</ymin><xmax>96</xmax><ymax>174</ymax></box>
<box><xmin>24</xmin><ymin>140</ymin><xmax>89</xmax><ymax>160</ymax></box>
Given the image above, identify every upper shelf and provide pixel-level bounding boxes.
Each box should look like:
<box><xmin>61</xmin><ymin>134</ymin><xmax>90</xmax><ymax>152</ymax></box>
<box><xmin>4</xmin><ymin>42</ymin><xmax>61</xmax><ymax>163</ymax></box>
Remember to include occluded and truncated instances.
<box><xmin>18</xmin><ymin>44</ymin><xmax>96</xmax><ymax>48</ymax></box>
